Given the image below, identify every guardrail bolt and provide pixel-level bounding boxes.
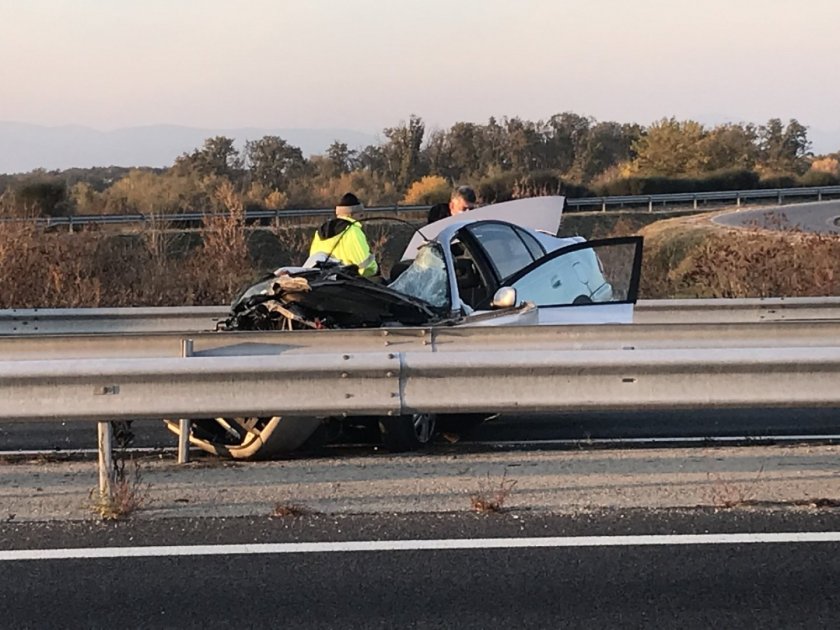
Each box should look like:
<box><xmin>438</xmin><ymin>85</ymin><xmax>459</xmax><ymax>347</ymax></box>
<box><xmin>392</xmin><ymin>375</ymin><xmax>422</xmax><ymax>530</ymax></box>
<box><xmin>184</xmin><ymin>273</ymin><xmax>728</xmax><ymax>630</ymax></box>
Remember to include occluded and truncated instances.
<box><xmin>386</xmin><ymin>371</ymin><xmax>394</xmax><ymax>378</ymax></box>
<box><xmin>341</xmin><ymin>372</ymin><xmax>349</xmax><ymax>378</ymax></box>
<box><xmin>342</xmin><ymin>354</ymin><xmax>350</xmax><ymax>360</ymax></box>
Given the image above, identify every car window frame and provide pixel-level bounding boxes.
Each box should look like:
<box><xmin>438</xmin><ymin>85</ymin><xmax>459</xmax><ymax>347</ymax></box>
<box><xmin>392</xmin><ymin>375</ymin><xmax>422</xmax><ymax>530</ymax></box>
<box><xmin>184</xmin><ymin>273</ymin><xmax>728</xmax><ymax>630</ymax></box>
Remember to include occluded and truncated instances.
<box><xmin>459</xmin><ymin>220</ymin><xmax>542</xmax><ymax>282</ymax></box>
<box><xmin>500</xmin><ymin>235</ymin><xmax>644</xmax><ymax>308</ymax></box>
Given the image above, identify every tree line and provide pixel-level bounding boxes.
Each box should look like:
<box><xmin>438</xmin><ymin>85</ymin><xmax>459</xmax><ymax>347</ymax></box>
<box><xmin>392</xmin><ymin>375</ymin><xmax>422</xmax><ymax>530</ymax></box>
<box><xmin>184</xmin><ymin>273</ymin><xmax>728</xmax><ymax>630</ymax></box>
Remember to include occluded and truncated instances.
<box><xmin>1</xmin><ymin>113</ymin><xmax>838</xmax><ymax>218</ymax></box>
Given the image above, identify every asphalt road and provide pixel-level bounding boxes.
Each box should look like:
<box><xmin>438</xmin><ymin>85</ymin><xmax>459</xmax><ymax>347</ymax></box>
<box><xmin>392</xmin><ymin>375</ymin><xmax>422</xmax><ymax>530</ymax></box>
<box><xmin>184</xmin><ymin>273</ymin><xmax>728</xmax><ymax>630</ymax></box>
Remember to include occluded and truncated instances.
<box><xmin>713</xmin><ymin>199</ymin><xmax>840</xmax><ymax>233</ymax></box>
<box><xmin>3</xmin><ymin>511</ymin><xmax>840</xmax><ymax>629</ymax></box>
<box><xmin>3</xmin><ymin>407</ymin><xmax>840</xmax><ymax>454</ymax></box>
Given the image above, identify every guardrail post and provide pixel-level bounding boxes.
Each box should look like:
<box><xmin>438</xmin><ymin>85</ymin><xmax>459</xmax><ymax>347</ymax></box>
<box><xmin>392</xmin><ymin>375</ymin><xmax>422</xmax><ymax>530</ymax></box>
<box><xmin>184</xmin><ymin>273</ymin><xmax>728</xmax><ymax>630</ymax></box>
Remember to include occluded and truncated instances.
<box><xmin>601</xmin><ymin>198</ymin><xmax>606</xmax><ymax>212</ymax></box>
<box><xmin>693</xmin><ymin>195</ymin><xmax>698</xmax><ymax>210</ymax></box>
<box><xmin>177</xmin><ymin>338</ymin><xmax>194</xmax><ymax>464</ymax></box>
<box><xmin>68</xmin><ymin>217</ymin><xmax>74</xmax><ymax>235</ymax></box>
<box><xmin>737</xmin><ymin>194</ymin><xmax>741</xmax><ymax>207</ymax></box>
<box><xmin>778</xmin><ymin>190</ymin><xmax>783</xmax><ymax>205</ymax></box>
<box><xmin>97</xmin><ymin>421</ymin><xmax>114</xmax><ymax>498</ymax></box>
<box><xmin>818</xmin><ymin>189</ymin><xmax>823</xmax><ymax>201</ymax></box>
<box><xmin>648</xmin><ymin>197</ymin><xmax>653</xmax><ymax>213</ymax></box>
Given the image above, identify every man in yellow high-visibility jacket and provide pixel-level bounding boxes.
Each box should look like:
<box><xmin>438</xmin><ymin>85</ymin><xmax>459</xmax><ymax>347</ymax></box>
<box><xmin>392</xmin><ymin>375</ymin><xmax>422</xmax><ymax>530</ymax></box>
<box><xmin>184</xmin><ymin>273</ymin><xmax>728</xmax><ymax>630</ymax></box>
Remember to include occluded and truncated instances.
<box><xmin>308</xmin><ymin>192</ymin><xmax>379</xmax><ymax>277</ymax></box>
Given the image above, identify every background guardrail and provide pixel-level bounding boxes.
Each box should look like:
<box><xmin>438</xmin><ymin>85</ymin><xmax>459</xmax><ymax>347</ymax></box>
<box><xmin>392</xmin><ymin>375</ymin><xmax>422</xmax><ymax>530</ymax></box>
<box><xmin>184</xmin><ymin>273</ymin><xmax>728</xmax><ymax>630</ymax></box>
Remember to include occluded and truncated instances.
<box><xmin>3</xmin><ymin>185</ymin><xmax>839</xmax><ymax>230</ymax></box>
<box><xmin>3</xmin><ymin>297</ymin><xmax>840</xmax><ymax>336</ymax></box>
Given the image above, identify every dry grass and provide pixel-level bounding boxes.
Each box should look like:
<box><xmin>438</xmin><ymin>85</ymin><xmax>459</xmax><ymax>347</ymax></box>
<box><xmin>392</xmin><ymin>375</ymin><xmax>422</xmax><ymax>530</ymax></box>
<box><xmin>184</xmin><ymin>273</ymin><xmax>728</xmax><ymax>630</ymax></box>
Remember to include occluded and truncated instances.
<box><xmin>91</xmin><ymin>455</ymin><xmax>150</xmax><ymax>521</ymax></box>
<box><xmin>702</xmin><ymin>467</ymin><xmax>764</xmax><ymax>510</ymax></box>
<box><xmin>638</xmin><ymin>211</ymin><xmax>840</xmax><ymax>299</ymax></box>
<box><xmin>270</xmin><ymin>501</ymin><xmax>316</xmax><ymax>518</ymax></box>
<box><xmin>469</xmin><ymin>471</ymin><xmax>518</xmax><ymax>513</ymax></box>
<box><xmin>1</xmin><ymin>199</ymin><xmax>838</xmax><ymax>308</ymax></box>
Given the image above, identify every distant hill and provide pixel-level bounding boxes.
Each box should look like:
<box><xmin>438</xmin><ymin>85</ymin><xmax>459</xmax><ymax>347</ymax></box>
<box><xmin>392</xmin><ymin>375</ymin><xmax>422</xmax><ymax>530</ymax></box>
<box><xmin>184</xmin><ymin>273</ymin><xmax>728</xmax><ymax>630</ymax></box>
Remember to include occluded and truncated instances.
<box><xmin>0</xmin><ymin>122</ymin><xmax>378</xmax><ymax>174</ymax></box>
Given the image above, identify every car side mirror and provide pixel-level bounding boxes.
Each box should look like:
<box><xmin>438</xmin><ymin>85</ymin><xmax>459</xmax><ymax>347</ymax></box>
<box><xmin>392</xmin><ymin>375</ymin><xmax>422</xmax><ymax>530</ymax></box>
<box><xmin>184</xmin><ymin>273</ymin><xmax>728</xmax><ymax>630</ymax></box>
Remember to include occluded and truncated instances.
<box><xmin>491</xmin><ymin>287</ymin><xmax>518</xmax><ymax>309</ymax></box>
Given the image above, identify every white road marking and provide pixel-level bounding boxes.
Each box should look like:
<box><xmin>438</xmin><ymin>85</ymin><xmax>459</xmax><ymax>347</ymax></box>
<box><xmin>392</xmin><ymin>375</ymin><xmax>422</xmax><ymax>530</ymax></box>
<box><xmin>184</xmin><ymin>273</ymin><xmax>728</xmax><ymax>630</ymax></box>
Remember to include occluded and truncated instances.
<box><xmin>3</xmin><ymin>532</ymin><xmax>840</xmax><ymax>561</ymax></box>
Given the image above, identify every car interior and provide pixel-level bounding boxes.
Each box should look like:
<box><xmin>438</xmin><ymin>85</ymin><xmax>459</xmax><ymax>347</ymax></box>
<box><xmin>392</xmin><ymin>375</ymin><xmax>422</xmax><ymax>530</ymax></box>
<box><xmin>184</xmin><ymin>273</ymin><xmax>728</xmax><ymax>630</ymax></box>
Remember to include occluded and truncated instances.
<box><xmin>451</xmin><ymin>240</ymin><xmax>491</xmax><ymax>309</ymax></box>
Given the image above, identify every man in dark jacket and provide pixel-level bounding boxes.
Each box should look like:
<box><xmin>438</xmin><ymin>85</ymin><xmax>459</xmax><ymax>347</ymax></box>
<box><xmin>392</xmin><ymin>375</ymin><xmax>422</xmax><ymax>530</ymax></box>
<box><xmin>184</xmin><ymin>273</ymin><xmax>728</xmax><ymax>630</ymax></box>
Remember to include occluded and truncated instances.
<box><xmin>427</xmin><ymin>185</ymin><xmax>477</xmax><ymax>224</ymax></box>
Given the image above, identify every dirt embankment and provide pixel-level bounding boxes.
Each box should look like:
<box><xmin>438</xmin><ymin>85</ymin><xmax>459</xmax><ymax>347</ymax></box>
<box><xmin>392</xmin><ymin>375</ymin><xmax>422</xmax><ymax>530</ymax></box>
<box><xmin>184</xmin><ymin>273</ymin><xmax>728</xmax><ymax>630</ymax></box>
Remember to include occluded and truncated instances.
<box><xmin>636</xmin><ymin>209</ymin><xmax>840</xmax><ymax>299</ymax></box>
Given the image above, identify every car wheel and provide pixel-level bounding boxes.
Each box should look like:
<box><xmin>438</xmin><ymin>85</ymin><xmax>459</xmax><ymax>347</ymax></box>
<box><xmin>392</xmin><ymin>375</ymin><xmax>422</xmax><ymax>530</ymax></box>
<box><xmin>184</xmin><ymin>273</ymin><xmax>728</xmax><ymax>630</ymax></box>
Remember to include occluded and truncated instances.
<box><xmin>572</xmin><ymin>295</ymin><xmax>593</xmax><ymax>305</ymax></box>
<box><xmin>378</xmin><ymin>413</ymin><xmax>437</xmax><ymax>452</ymax></box>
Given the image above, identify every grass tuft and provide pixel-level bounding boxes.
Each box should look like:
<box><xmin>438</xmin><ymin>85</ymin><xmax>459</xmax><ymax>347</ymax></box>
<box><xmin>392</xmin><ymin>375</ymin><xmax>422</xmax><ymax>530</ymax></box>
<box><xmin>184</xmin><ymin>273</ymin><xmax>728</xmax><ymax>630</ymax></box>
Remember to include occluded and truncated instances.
<box><xmin>702</xmin><ymin>467</ymin><xmax>764</xmax><ymax>510</ymax></box>
<box><xmin>270</xmin><ymin>501</ymin><xmax>316</xmax><ymax>518</ymax></box>
<box><xmin>469</xmin><ymin>471</ymin><xmax>518</xmax><ymax>513</ymax></box>
<box><xmin>91</xmin><ymin>454</ymin><xmax>150</xmax><ymax>521</ymax></box>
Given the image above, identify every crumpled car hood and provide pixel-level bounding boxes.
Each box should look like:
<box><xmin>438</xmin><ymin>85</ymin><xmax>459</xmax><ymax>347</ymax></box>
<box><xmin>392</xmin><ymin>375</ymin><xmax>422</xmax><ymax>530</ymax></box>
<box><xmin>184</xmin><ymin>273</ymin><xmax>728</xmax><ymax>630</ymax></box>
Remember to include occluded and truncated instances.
<box><xmin>224</xmin><ymin>266</ymin><xmax>449</xmax><ymax>330</ymax></box>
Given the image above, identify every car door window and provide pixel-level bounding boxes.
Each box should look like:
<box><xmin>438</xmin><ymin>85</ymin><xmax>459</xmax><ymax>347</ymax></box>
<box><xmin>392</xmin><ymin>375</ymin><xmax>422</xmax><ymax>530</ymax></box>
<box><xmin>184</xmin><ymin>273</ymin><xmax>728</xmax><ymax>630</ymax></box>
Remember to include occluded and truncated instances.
<box><xmin>505</xmin><ymin>237</ymin><xmax>643</xmax><ymax>307</ymax></box>
<box><xmin>514</xmin><ymin>226</ymin><xmax>545</xmax><ymax>259</ymax></box>
<box><xmin>464</xmin><ymin>222</ymin><xmax>536</xmax><ymax>280</ymax></box>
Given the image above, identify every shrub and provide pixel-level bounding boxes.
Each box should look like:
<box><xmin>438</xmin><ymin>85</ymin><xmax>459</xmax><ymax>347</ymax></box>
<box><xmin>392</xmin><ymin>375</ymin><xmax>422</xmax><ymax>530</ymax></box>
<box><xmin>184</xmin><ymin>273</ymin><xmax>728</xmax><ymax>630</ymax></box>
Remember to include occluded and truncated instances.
<box><xmin>402</xmin><ymin>175</ymin><xmax>450</xmax><ymax>205</ymax></box>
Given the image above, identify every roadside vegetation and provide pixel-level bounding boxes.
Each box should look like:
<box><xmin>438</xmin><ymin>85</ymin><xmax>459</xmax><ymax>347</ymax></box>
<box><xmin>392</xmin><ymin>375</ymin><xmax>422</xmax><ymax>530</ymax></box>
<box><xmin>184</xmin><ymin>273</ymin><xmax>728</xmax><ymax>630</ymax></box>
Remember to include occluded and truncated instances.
<box><xmin>0</xmin><ymin>111</ymin><xmax>838</xmax><ymax>308</ymax></box>
<box><xmin>1</xmin><ymin>192</ymin><xmax>838</xmax><ymax>308</ymax></box>
<box><xmin>1</xmin><ymin>113</ymin><xmax>837</xmax><ymax>220</ymax></box>
<box><xmin>470</xmin><ymin>471</ymin><xmax>518</xmax><ymax>514</ymax></box>
<box><xmin>90</xmin><ymin>453</ymin><xmax>150</xmax><ymax>521</ymax></box>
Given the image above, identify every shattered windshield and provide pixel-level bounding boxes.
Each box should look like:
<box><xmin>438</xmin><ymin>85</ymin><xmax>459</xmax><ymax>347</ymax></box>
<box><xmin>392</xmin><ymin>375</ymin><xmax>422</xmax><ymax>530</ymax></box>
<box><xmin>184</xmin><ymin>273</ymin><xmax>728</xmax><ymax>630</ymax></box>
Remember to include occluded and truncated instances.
<box><xmin>388</xmin><ymin>243</ymin><xmax>450</xmax><ymax>309</ymax></box>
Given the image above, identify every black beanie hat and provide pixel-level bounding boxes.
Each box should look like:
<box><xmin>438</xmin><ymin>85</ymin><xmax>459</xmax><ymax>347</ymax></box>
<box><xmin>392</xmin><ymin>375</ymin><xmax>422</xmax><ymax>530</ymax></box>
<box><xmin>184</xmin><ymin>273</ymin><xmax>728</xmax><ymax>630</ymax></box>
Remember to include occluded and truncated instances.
<box><xmin>337</xmin><ymin>192</ymin><xmax>361</xmax><ymax>208</ymax></box>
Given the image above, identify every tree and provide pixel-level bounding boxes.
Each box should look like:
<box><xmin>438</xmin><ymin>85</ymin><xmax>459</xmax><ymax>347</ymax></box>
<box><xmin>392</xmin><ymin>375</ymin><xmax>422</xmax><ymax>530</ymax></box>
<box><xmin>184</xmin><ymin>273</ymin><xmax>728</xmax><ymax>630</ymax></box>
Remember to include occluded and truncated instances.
<box><xmin>244</xmin><ymin>136</ymin><xmax>307</xmax><ymax>191</ymax></box>
<box><xmin>175</xmin><ymin>136</ymin><xmax>243</xmax><ymax>180</ymax></box>
<box><xmin>381</xmin><ymin>114</ymin><xmax>426</xmax><ymax>192</ymax></box>
<box><xmin>447</xmin><ymin>122</ymin><xmax>486</xmax><ymax>181</ymax></box>
<box><xmin>356</xmin><ymin>144</ymin><xmax>387</xmax><ymax>173</ymax></box>
<box><xmin>502</xmin><ymin>117</ymin><xmax>546</xmax><ymax>172</ymax></box>
<box><xmin>545</xmin><ymin>112</ymin><xmax>591</xmax><ymax>174</ymax></box>
<box><xmin>326</xmin><ymin>141</ymin><xmax>357</xmax><ymax>177</ymax></box>
<box><xmin>631</xmin><ymin>118</ymin><xmax>708</xmax><ymax>176</ymax></box>
<box><xmin>697</xmin><ymin>123</ymin><xmax>758</xmax><ymax>172</ymax></box>
<box><xmin>574</xmin><ymin>121</ymin><xmax>639</xmax><ymax>182</ymax></box>
<box><xmin>758</xmin><ymin>118</ymin><xmax>811</xmax><ymax>174</ymax></box>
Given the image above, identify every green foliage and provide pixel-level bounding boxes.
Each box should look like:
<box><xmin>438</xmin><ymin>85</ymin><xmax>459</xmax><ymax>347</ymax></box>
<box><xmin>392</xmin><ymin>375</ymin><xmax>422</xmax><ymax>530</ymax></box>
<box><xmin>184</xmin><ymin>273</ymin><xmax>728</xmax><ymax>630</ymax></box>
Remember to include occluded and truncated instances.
<box><xmin>101</xmin><ymin>169</ymin><xmax>218</xmax><ymax>215</ymax></box>
<box><xmin>13</xmin><ymin>178</ymin><xmax>69</xmax><ymax>216</ymax></box>
<box><xmin>0</xmin><ymin>112</ymin><xmax>830</xmax><ymax>220</ymax></box>
<box><xmin>381</xmin><ymin>114</ymin><xmax>426</xmax><ymax>192</ymax></box>
<box><xmin>758</xmin><ymin>118</ymin><xmax>811</xmax><ymax>175</ymax></box>
<box><xmin>631</xmin><ymin>118</ymin><xmax>708</xmax><ymax>176</ymax></box>
<box><xmin>175</xmin><ymin>136</ymin><xmax>243</xmax><ymax>180</ymax></box>
<box><xmin>476</xmin><ymin>172</ymin><xmax>519</xmax><ymax>203</ymax></box>
<box><xmin>798</xmin><ymin>170</ymin><xmax>840</xmax><ymax>187</ymax></box>
<box><xmin>594</xmin><ymin>169</ymin><xmax>760</xmax><ymax>196</ymax></box>
<box><xmin>244</xmin><ymin>136</ymin><xmax>306</xmax><ymax>192</ymax></box>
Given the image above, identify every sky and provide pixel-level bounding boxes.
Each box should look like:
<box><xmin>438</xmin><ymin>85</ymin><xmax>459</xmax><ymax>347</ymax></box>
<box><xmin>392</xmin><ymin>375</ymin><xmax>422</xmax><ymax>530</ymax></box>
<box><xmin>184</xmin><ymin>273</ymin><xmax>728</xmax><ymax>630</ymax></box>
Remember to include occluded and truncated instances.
<box><xmin>1</xmin><ymin>0</ymin><xmax>839</xmax><ymax>143</ymax></box>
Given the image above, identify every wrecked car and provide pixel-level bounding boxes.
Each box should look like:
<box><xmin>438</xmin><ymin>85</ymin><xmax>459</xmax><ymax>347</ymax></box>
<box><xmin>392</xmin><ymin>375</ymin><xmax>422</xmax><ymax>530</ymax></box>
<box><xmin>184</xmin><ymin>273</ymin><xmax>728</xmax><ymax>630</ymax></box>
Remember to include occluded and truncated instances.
<box><xmin>166</xmin><ymin>196</ymin><xmax>643</xmax><ymax>458</ymax></box>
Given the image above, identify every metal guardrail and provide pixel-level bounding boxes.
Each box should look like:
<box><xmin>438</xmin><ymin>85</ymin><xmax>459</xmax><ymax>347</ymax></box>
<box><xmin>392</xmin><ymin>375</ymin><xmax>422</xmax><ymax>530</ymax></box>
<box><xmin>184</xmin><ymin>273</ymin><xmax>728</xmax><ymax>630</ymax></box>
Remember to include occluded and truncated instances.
<box><xmin>4</xmin><ymin>185</ymin><xmax>839</xmax><ymax>230</ymax></box>
<box><xmin>2</xmin><ymin>297</ymin><xmax>840</xmax><ymax>336</ymax></box>
<box><xmin>565</xmin><ymin>185</ymin><xmax>840</xmax><ymax>212</ymax></box>
<box><xmin>3</xmin><ymin>306</ymin><xmax>840</xmax><ymax>494</ymax></box>
<box><xmin>3</xmin><ymin>346</ymin><xmax>840</xmax><ymax>422</ymax></box>
<box><xmin>2</xmin><ymin>320</ymin><xmax>840</xmax><ymax>361</ymax></box>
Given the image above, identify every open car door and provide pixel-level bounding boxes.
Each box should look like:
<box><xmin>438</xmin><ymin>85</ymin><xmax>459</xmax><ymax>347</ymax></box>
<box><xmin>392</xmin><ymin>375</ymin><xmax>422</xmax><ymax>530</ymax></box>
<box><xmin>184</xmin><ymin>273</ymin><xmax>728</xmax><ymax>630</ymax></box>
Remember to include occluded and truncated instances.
<box><xmin>499</xmin><ymin>236</ymin><xmax>643</xmax><ymax>325</ymax></box>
